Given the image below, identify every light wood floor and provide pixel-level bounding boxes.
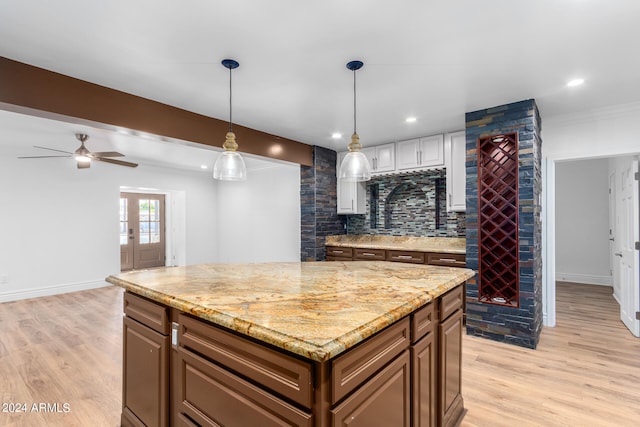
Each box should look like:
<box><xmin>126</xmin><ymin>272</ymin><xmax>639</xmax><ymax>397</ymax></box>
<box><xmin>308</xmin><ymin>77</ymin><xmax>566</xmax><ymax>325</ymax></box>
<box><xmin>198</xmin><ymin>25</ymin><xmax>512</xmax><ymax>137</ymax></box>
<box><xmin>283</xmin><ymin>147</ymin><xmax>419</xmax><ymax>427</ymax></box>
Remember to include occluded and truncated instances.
<box><xmin>1</xmin><ymin>282</ymin><xmax>639</xmax><ymax>426</ymax></box>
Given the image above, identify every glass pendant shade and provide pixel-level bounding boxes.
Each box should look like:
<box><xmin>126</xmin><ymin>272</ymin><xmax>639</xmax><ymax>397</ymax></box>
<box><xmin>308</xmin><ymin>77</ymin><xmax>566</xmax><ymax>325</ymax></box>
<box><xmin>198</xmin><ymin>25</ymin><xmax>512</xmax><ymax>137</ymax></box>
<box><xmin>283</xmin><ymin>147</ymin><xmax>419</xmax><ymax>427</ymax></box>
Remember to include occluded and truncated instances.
<box><xmin>339</xmin><ymin>134</ymin><xmax>371</xmax><ymax>181</ymax></box>
<box><xmin>213</xmin><ymin>131</ymin><xmax>247</xmax><ymax>181</ymax></box>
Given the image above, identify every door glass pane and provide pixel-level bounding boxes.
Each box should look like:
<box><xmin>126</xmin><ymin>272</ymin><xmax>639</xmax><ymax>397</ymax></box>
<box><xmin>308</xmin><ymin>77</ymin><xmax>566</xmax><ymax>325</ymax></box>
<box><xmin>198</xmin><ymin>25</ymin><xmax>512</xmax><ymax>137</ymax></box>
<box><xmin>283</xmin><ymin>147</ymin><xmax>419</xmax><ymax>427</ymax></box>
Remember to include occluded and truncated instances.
<box><xmin>151</xmin><ymin>199</ymin><xmax>160</xmax><ymax>221</ymax></box>
<box><xmin>150</xmin><ymin>222</ymin><xmax>160</xmax><ymax>243</ymax></box>
<box><xmin>119</xmin><ymin>198</ymin><xmax>128</xmax><ymax>245</ymax></box>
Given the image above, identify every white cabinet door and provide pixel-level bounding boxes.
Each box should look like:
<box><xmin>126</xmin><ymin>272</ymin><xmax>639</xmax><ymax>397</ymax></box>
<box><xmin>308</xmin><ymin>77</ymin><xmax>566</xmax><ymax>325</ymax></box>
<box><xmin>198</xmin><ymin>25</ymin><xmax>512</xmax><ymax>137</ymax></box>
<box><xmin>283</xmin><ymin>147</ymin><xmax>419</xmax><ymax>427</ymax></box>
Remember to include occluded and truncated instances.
<box><xmin>374</xmin><ymin>143</ymin><xmax>395</xmax><ymax>173</ymax></box>
<box><xmin>362</xmin><ymin>143</ymin><xmax>395</xmax><ymax>174</ymax></box>
<box><xmin>419</xmin><ymin>134</ymin><xmax>444</xmax><ymax>167</ymax></box>
<box><xmin>396</xmin><ymin>138</ymin><xmax>421</xmax><ymax>170</ymax></box>
<box><xmin>336</xmin><ymin>152</ymin><xmax>366</xmax><ymax>214</ymax></box>
<box><xmin>445</xmin><ymin>131</ymin><xmax>466</xmax><ymax>212</ymax></box>
<box><xmin>397</xmin><ymin>136</ymin><xmax>444</xmax><ymax>171</ymax></box>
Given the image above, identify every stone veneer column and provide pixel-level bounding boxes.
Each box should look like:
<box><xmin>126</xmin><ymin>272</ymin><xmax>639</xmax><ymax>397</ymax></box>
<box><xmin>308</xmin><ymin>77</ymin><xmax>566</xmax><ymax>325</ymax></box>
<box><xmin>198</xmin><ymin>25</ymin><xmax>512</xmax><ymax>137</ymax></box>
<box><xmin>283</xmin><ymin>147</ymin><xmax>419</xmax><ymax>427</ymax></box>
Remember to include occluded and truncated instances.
<box><xmin>300</xmin><ymin>146</ymin><xmax>344</xmax><ymax>261</ymax></box>
<box><xmin>465</xmin><ymin>99</ymin><xmax>543</xmax><ymax>348</ymax></box>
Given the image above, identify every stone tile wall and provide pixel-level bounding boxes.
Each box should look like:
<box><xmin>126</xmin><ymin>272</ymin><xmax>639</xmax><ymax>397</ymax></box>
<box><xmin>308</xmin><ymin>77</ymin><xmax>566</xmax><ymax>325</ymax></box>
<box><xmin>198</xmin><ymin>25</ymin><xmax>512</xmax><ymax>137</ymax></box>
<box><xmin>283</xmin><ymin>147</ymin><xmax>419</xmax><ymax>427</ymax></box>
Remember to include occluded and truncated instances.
<box><xmin>300</xmin><ymin>146</ymin><xmax>345</xmax><ymax>261</ymax></box>
<box><xmin>465</xmin><ymin>99</ymin><xmax>543</xmax><ymax>349</ymax></box>
<box><xmin>345</xmin><ymin>170</ymin><xmax>466</xmax><ymax>237</ymax></box>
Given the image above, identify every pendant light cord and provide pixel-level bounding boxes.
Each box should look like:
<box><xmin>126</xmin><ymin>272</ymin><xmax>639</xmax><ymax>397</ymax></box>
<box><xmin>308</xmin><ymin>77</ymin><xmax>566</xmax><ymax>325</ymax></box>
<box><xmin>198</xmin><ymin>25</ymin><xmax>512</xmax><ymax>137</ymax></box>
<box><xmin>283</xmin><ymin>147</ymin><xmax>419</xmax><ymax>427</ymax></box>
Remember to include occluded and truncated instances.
<box><xmin>353</xmin><ymin>70</ymin><xmax>357</xmax><ymax>134</ymax></box>
<box><xmin>229</xmin><ymin>66</ymin><xmax>233</xmax><ymax>133</ymax></box>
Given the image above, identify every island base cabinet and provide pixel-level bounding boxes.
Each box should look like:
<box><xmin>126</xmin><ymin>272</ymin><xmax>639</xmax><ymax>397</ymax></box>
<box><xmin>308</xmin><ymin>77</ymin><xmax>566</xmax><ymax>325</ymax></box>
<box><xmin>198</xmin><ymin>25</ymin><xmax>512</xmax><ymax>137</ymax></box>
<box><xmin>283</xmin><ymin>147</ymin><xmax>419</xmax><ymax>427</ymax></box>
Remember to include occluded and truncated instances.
<box><xmin>439</xmin><ymin>308</ymin><xmax>464</xmax><ymax>427</ymax></box>
<box><xmin>331</xmin><ymin>351</ymin><xmax>411</xmax><ymax>427</ymax></box>
<box><xmin>121</xmin><ymin>316</ymin><xmax>169</xmax><ymax>427</ymax></box>
<box><xmin>176</xmin><ymin>347</ymin><xmax>313</xmax><ymax>427</ymax></box>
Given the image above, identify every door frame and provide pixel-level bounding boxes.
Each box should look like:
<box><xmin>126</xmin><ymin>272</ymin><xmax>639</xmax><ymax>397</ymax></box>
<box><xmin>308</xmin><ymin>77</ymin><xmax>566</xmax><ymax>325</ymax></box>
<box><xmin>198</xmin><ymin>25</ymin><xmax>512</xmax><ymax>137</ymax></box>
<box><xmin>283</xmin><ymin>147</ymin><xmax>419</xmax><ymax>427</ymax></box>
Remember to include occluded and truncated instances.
<box><xmin>120</xmin><ymin>186</ymin><xmax>186</xmax><ymax>268</ymax></box>
<box><xmin>543</xmin><ymin>155</ymin><xmax>639</xmax><ymax>328</ymax></box>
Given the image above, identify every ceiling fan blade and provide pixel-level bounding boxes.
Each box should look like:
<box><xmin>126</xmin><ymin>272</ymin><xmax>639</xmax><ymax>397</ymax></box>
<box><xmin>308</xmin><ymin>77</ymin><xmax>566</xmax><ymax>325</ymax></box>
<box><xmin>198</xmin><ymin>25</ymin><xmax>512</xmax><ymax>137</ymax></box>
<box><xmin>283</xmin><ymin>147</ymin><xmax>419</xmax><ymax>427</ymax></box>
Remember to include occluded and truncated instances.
<box><xmin>18</xmin><ymin>155</ymin><xmax>71</xmax><ymax>159</ymax></box>
<box><xmin>90</xmin><ymin>151</ymin><xmax>125</xmax><ymax>158</ymax></box>
<box><xmin>94</xmin><ymin>157</ymin><xmax>138</xmax><ymax>168</ymax></box>
<box><xmin>33</xmin><ymin>145</ymin><xmax>74</xmax><ymax>155</ymax></box>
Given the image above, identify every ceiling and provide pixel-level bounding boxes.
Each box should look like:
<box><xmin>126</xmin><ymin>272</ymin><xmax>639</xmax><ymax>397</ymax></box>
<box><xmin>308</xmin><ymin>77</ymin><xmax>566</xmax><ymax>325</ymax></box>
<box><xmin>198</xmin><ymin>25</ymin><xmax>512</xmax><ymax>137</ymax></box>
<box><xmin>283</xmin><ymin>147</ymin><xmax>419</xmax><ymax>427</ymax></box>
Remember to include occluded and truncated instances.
<box><xmin>1</xmin><ymin>0</ymin><xmax>640</xmax><ymax>171</ymax></box>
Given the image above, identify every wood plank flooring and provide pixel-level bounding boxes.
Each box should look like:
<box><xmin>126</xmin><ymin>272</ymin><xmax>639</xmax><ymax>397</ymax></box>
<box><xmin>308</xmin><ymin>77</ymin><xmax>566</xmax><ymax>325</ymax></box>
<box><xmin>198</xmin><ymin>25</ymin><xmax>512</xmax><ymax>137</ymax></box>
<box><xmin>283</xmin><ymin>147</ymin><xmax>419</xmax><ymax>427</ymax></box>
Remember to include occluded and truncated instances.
<box><xmin>0</xmin><ymin>282</ymin><xmax>638</xmax><ymax>426</ymax></box>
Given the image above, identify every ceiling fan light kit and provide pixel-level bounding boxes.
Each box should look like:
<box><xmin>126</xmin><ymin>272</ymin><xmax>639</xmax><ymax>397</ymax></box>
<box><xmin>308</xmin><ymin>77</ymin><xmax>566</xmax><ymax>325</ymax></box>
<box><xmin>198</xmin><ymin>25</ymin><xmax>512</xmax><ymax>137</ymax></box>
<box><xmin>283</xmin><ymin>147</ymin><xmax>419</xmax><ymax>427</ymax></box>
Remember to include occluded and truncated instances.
<box><xmin>18</xmin><ymin>133</ymin><xmax>138</xmax><ymax>169</ymax></box>
<box><xmin>213</xmin><ymin>58</ymin><xmax>247</xmax><ymax>181</ymax></box>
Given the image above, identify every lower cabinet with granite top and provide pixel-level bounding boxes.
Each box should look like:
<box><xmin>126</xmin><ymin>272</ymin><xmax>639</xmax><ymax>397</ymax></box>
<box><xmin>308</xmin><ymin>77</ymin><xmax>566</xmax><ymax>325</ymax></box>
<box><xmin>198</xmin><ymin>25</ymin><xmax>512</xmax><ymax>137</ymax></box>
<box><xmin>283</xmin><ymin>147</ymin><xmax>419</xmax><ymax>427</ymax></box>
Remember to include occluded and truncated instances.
<box><xmin>110</xmin><ymin>261</ymin><xmax>474</xmax><ymax>427</ymax></box>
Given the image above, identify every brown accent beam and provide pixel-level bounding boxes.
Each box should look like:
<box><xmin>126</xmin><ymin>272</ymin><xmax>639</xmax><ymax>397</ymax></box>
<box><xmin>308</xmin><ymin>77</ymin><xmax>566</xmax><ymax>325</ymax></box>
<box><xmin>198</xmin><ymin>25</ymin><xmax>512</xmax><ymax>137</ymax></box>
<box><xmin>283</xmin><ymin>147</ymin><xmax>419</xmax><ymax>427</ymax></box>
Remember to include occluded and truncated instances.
<box><xmin>0</xmin><ymin>57</ymin><xmax>313</xmax><ymax>166</ymax></box>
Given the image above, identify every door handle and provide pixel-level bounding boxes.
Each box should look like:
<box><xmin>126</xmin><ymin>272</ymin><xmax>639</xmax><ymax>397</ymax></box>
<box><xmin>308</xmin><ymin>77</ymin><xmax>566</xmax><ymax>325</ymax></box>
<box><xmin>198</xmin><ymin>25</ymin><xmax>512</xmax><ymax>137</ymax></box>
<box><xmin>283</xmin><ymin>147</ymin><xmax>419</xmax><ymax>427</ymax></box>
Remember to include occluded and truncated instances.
<box><xmin>614</xmin><ymin>252</ymin><xmax>623</xmax><ymax>257</ymax></box>
<box><xmin>609</xmin><ymin>237</ymin><xmax>615</xmax><ymax>241</ymax></box>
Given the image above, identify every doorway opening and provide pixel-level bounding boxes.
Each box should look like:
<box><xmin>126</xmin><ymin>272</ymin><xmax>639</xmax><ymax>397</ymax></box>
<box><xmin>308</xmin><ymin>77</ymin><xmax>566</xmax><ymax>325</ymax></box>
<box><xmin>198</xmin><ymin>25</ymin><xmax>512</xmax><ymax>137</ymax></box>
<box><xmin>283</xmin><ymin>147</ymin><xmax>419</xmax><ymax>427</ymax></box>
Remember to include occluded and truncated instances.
<box><xmin>120</xmin><ymin>192</ymin><xmax>166</xmax><ymax>271</ymax></box>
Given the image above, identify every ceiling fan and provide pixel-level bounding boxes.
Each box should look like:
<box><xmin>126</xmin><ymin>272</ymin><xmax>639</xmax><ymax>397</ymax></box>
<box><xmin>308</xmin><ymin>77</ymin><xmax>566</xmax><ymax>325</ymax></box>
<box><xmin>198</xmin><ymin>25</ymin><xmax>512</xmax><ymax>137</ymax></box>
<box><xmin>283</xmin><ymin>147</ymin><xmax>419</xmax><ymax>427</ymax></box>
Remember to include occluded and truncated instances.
<box><xmin>18</xmin><ymin>133</ymin><xmax>138</xmax><ymax>169</ymax></box>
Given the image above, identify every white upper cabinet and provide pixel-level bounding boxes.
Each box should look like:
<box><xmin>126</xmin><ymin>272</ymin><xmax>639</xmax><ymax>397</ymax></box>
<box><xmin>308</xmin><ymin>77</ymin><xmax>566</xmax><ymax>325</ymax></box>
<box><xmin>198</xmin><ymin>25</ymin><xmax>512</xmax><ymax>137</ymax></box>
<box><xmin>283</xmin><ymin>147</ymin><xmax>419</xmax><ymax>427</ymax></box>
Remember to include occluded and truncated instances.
<box><xmin>362</xmin><ymin>143</ymin><xmax>395</xmax><ymax>175</ymax></box>
<box><xmin>336</xmin><ymin>151</ymin><xmax>366</xmax><ymax>214</ymax></box>
<box><xmin>445</xmin><ymin>131</ymin><xmax>466</xmax><ymax>212</ymax></box>
<box><xmin>396</xmin><ymin>134</ymin><xmax>444</xmax><ymax>171</ymax></box>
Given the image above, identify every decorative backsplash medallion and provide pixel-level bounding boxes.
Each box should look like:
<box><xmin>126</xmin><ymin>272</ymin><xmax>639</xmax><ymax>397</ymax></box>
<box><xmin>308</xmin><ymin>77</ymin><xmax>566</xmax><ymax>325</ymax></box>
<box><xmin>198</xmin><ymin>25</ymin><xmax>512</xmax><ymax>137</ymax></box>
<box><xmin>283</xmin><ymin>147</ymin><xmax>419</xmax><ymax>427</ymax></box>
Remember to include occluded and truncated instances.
<box><xmin>345</xmin><ymin>170</ymin><xmax>465</xmax><ymax>237</ymax></box>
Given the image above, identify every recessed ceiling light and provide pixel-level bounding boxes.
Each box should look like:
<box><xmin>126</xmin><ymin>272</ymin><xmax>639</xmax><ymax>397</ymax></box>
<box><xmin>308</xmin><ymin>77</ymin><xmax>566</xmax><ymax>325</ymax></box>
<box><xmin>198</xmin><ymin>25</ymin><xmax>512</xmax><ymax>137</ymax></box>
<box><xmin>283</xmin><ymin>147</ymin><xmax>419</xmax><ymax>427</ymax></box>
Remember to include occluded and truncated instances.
<box><xmin>567</xmin><ymin>78</ymin><xmax>585</xmax><ymax>87</ymax></box>
<box><xmin>200</xmin><ymin>165</ymin><xmax>208</xmax><ymax>169</ymax></box>
<box><xmin>405</xmin><ymin>117</ymin><xmax>417</xmax><ymax>123</ymax></box>
<box><xmin>331</xmin><ymin>132</ymin><xmax>342</xmax><ymax>139</ymax></box>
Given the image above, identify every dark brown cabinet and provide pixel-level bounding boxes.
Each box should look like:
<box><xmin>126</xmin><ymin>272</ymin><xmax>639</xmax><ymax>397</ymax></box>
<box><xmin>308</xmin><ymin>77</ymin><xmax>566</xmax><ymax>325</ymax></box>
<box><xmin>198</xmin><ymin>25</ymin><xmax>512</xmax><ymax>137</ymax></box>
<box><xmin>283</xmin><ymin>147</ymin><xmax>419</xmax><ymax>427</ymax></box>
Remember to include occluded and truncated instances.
<box><xmin>438</xmin><ymin>289</ymin><xmax>464</xmax><ymax>427</ymax></box>
<box><xmin>412</xmin><ymin>332</ymin><xmax>436</xmax><ymax>427</ymax></box>
<box><xmin>121</xmin><ymin>285</ymin><xmax>466</xmax><ymax>426</ymax></box>
<box><xmin>331</xmin><ymin>351</ymin><xmax>411</xmax><ymax>427</ymax></box>
<box><xmin>121</xmin><ymin>293</ymin><xmax>170</xmax><ymax>427</ymax></box>
<box><xmin>326</xmin><ymin>245</ymin><xmax>465</xmax><ymax>267</ymax></box>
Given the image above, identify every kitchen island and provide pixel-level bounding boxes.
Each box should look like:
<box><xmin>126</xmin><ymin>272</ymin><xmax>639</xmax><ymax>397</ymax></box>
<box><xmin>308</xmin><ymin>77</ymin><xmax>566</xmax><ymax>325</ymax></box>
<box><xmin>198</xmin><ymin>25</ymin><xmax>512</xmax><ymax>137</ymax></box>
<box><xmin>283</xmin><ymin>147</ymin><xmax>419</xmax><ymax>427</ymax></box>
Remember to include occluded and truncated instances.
<box><xmin>106</xmin><ymin>261</ymin><xmax>475</xmax><ymax>427</ymax></box>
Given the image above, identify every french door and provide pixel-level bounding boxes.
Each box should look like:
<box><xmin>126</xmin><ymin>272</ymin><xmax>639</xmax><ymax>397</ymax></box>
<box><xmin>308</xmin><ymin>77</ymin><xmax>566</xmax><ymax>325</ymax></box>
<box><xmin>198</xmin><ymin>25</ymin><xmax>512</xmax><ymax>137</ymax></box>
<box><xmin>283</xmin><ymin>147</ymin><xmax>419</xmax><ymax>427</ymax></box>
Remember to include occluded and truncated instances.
<box><xmin>120</xmin><ymin>192</ymin><xmax>166</xmax><ymax>271</ymax></box>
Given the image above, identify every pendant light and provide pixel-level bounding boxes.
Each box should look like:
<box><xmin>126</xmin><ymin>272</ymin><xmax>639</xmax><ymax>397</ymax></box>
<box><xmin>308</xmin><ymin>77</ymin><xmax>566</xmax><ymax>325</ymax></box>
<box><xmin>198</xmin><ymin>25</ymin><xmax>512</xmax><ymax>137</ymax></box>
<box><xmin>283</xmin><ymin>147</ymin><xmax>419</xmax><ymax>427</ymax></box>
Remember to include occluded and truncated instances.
<box><xmin>339</xmin><ymin>60</ymin><xmax>371</xmax><ymax>182</ymax></box>
<box><xmin>213</xmin><ymin>59</ymin><xmax>247</xmax><ymax>181</ymax></box>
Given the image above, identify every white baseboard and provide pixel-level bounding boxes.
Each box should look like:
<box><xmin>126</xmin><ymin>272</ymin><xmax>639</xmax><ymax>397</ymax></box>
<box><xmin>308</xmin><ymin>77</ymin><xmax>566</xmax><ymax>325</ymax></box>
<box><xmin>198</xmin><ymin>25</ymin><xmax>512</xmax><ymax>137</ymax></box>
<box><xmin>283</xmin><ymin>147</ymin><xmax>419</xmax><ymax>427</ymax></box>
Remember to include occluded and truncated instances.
<box><xmin>555</xmin><ymin>272</ymin><xmax>612</xmax><ymax>287</ymax></box>
<box><xmin>0</xmin><ymin>280</ymin><xmax>111</xmax><ymax>303</ymax></box>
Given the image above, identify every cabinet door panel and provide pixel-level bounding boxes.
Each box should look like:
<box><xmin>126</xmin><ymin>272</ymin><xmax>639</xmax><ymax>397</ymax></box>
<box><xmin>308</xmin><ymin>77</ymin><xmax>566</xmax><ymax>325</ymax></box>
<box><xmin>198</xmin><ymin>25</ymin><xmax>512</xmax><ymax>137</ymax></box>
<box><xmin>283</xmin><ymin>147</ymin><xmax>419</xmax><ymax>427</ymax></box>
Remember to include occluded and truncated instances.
<box><xmin>439</xmin><ymin>309</ymin><xmax>464</xmax><ymax>427</ymax></box>
<box><xmin>331</xmin><ymin>351</ymin><xmax>410</xmax><ymax>427</ymax></box>
<box><xmin>445</xmin><ymin>131</ymin><xmax>466</xmax><ymax>211</ymax></box>
<box><xmin>412</xmin><ymin>333</ymin><xmax>436</xmax><ymax>427</ymax></box>
<box><xmin>375</xmin><ymin>143</ymin><xmax>396</xmax><ymax>172</ymax></box>
<box><xmin>122</xmin><ymin>317</ymin><xmax>169</xmax><ymax>427</ymax></box>
<box><xmin>396</xmin><ymin>138</ymin><xmax>421</xmax><ymax>170</ymax></box>
<box><xmin>419</xmin><ymin>135</ymin><xmax>444</xmax><ymax>167</ymax></box>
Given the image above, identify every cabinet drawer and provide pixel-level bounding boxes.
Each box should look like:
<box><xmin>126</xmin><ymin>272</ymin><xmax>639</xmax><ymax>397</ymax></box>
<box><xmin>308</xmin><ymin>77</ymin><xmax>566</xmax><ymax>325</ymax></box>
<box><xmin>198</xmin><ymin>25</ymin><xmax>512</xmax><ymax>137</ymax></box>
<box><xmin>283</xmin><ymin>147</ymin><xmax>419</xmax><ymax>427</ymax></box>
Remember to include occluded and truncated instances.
<box><xmin>353</xmin><ymin>248</ymin><xmax>386</xmax><ymax>261</ymax></box>
<box><xmin>178</xmin><ymin>314</ymin><xmax>313</xmax><ymax>408</ymax></box>
<box><xmin>326</xmin><ymin>246</ymin><xmax>353</xmax><ymax>259</ymax></box>
<box><xmin>124</xmin><ymin>292</ymin><xmax>169</xmax><ymax>335</ymax></box>
<box><xmin>387</xmin><ymin>250</ymin><xmax>425</xmax><ymax>264</ymax></box>
<box><xmin>177</xmin><ymin>347</ymin><xmax>313</xmax><ymax>427</ymax></box>
<box><xmin>427</xmin><ymin>253</ymin><xmax>466</xmax><ymax>267</ymax></box>
<box><xmin>411</xmin><ymin>302</ymin><xmax>435</xmax><ymax>343</ymax></box>
<box><xmin>332</xmin><ymin>318</ymin><xmax>409</xmax><ymax>404</ymax></box>
<box><xmin>331</xmin><ymin>350</ymin><xmax>410</xmax><ymax>427</ymax></box>
<box><xmin>439</xmin><ymin>286</ymin><xmax>464</xmax><ymax>321</ymax></box>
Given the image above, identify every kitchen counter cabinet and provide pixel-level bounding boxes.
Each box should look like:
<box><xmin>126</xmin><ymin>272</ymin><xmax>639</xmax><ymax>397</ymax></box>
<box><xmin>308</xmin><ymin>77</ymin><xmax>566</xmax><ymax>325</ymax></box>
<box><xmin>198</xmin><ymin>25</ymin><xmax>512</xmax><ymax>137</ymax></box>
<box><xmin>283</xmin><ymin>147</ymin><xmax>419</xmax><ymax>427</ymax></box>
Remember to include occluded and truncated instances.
<box><xmin>108</xmin><ymin>262</ymin><xmax>474</xmax><ymax>427</ymax></box>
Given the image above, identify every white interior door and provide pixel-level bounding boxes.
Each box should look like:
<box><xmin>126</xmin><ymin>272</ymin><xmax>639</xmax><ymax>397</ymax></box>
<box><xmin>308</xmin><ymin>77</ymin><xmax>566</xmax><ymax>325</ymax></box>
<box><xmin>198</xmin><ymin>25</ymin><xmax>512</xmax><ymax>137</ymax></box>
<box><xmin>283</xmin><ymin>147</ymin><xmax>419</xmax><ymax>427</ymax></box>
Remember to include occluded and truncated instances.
<box><xmin>614</xmin><ymin>157</ymin><xmax>639</xmax><ymax>337</ymax></box>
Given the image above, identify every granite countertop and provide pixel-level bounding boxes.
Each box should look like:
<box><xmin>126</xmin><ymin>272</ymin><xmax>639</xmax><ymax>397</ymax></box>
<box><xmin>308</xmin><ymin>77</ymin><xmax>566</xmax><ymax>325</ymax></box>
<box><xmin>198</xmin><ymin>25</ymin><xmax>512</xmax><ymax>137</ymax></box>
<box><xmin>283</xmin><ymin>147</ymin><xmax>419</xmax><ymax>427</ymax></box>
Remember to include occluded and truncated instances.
<box><xmin>107</xmin><ymin>261</ymin><xmax>474</xmax><ymax>362</ymax></box>
<box><xmin>326</xmin><ymin>235</ymin><xmax>466</xmax><ymax>254</ymax></box>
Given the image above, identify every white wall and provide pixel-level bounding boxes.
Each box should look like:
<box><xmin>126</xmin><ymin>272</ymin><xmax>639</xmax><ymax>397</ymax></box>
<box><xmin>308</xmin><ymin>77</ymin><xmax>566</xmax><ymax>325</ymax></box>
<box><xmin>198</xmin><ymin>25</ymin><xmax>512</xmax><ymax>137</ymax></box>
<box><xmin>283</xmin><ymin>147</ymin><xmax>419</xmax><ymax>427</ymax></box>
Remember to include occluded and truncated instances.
<box><xmin>543</xmin><ymin>101</ymin><xmax>640</xmax><ymax>161</ymax></box>
<box><xmin>0</xmin><ymin>147</ymin><xmax>302</xmax><ymax>301</ymax></box>
<box><xmin>541</xmin><ymin>101</ymin><xmax>640</xmax><ymax>326</ymax></box>
<box><xmin>215</xmin><ymin>164</ymin><xmax>301</xmax><ymax>263</ymax></box>
<box><xmin>555</xmin><ymin>159</ymin><xmax>611</xmax><ymax>285</ymax></box>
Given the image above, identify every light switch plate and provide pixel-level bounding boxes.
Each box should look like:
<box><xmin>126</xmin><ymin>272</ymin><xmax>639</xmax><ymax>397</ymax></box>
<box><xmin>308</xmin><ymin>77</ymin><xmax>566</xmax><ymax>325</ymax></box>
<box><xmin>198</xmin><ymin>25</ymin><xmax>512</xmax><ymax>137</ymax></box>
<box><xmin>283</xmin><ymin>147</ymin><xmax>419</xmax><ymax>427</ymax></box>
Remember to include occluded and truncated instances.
<box><xmin>0</xmin><ymin>274</ymin><xmax>8</xmax><ymax>284</ymax></box>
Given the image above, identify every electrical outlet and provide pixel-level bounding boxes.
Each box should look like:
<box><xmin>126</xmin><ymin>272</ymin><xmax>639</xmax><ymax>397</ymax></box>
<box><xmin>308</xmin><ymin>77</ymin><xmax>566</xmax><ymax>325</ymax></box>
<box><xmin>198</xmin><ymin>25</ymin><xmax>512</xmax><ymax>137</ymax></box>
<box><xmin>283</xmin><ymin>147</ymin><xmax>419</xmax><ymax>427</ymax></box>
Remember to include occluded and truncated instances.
<box><xmin>0</xmin><ymin>274</ymin><xmax>8</xmax><ymax>284</ymax></box>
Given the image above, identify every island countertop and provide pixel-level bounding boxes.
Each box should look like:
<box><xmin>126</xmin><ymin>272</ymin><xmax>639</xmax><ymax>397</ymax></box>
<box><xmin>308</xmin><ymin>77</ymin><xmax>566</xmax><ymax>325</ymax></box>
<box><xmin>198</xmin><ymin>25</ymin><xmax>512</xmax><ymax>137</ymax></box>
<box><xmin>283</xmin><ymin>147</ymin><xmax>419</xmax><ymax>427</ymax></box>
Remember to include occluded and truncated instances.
<box><xmin>106</xmin><ymin>261</ymin><xmax>474</xmax><ymax>362</ymax></box>
<box><xmin>326</xmin><ymin>235</ymin><xmax>466</xmax><ymax>254</ymax></box>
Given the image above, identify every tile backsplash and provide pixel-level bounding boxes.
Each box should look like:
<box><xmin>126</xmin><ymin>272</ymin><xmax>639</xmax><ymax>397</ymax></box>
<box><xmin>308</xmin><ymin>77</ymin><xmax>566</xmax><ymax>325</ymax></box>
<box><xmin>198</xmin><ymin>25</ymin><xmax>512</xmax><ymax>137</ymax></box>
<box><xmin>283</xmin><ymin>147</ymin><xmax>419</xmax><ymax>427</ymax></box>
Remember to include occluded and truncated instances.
<box><xmin>344</xmin><ymin>170</ymin><xmax>465</xmax><ymax>237</ymax></box>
